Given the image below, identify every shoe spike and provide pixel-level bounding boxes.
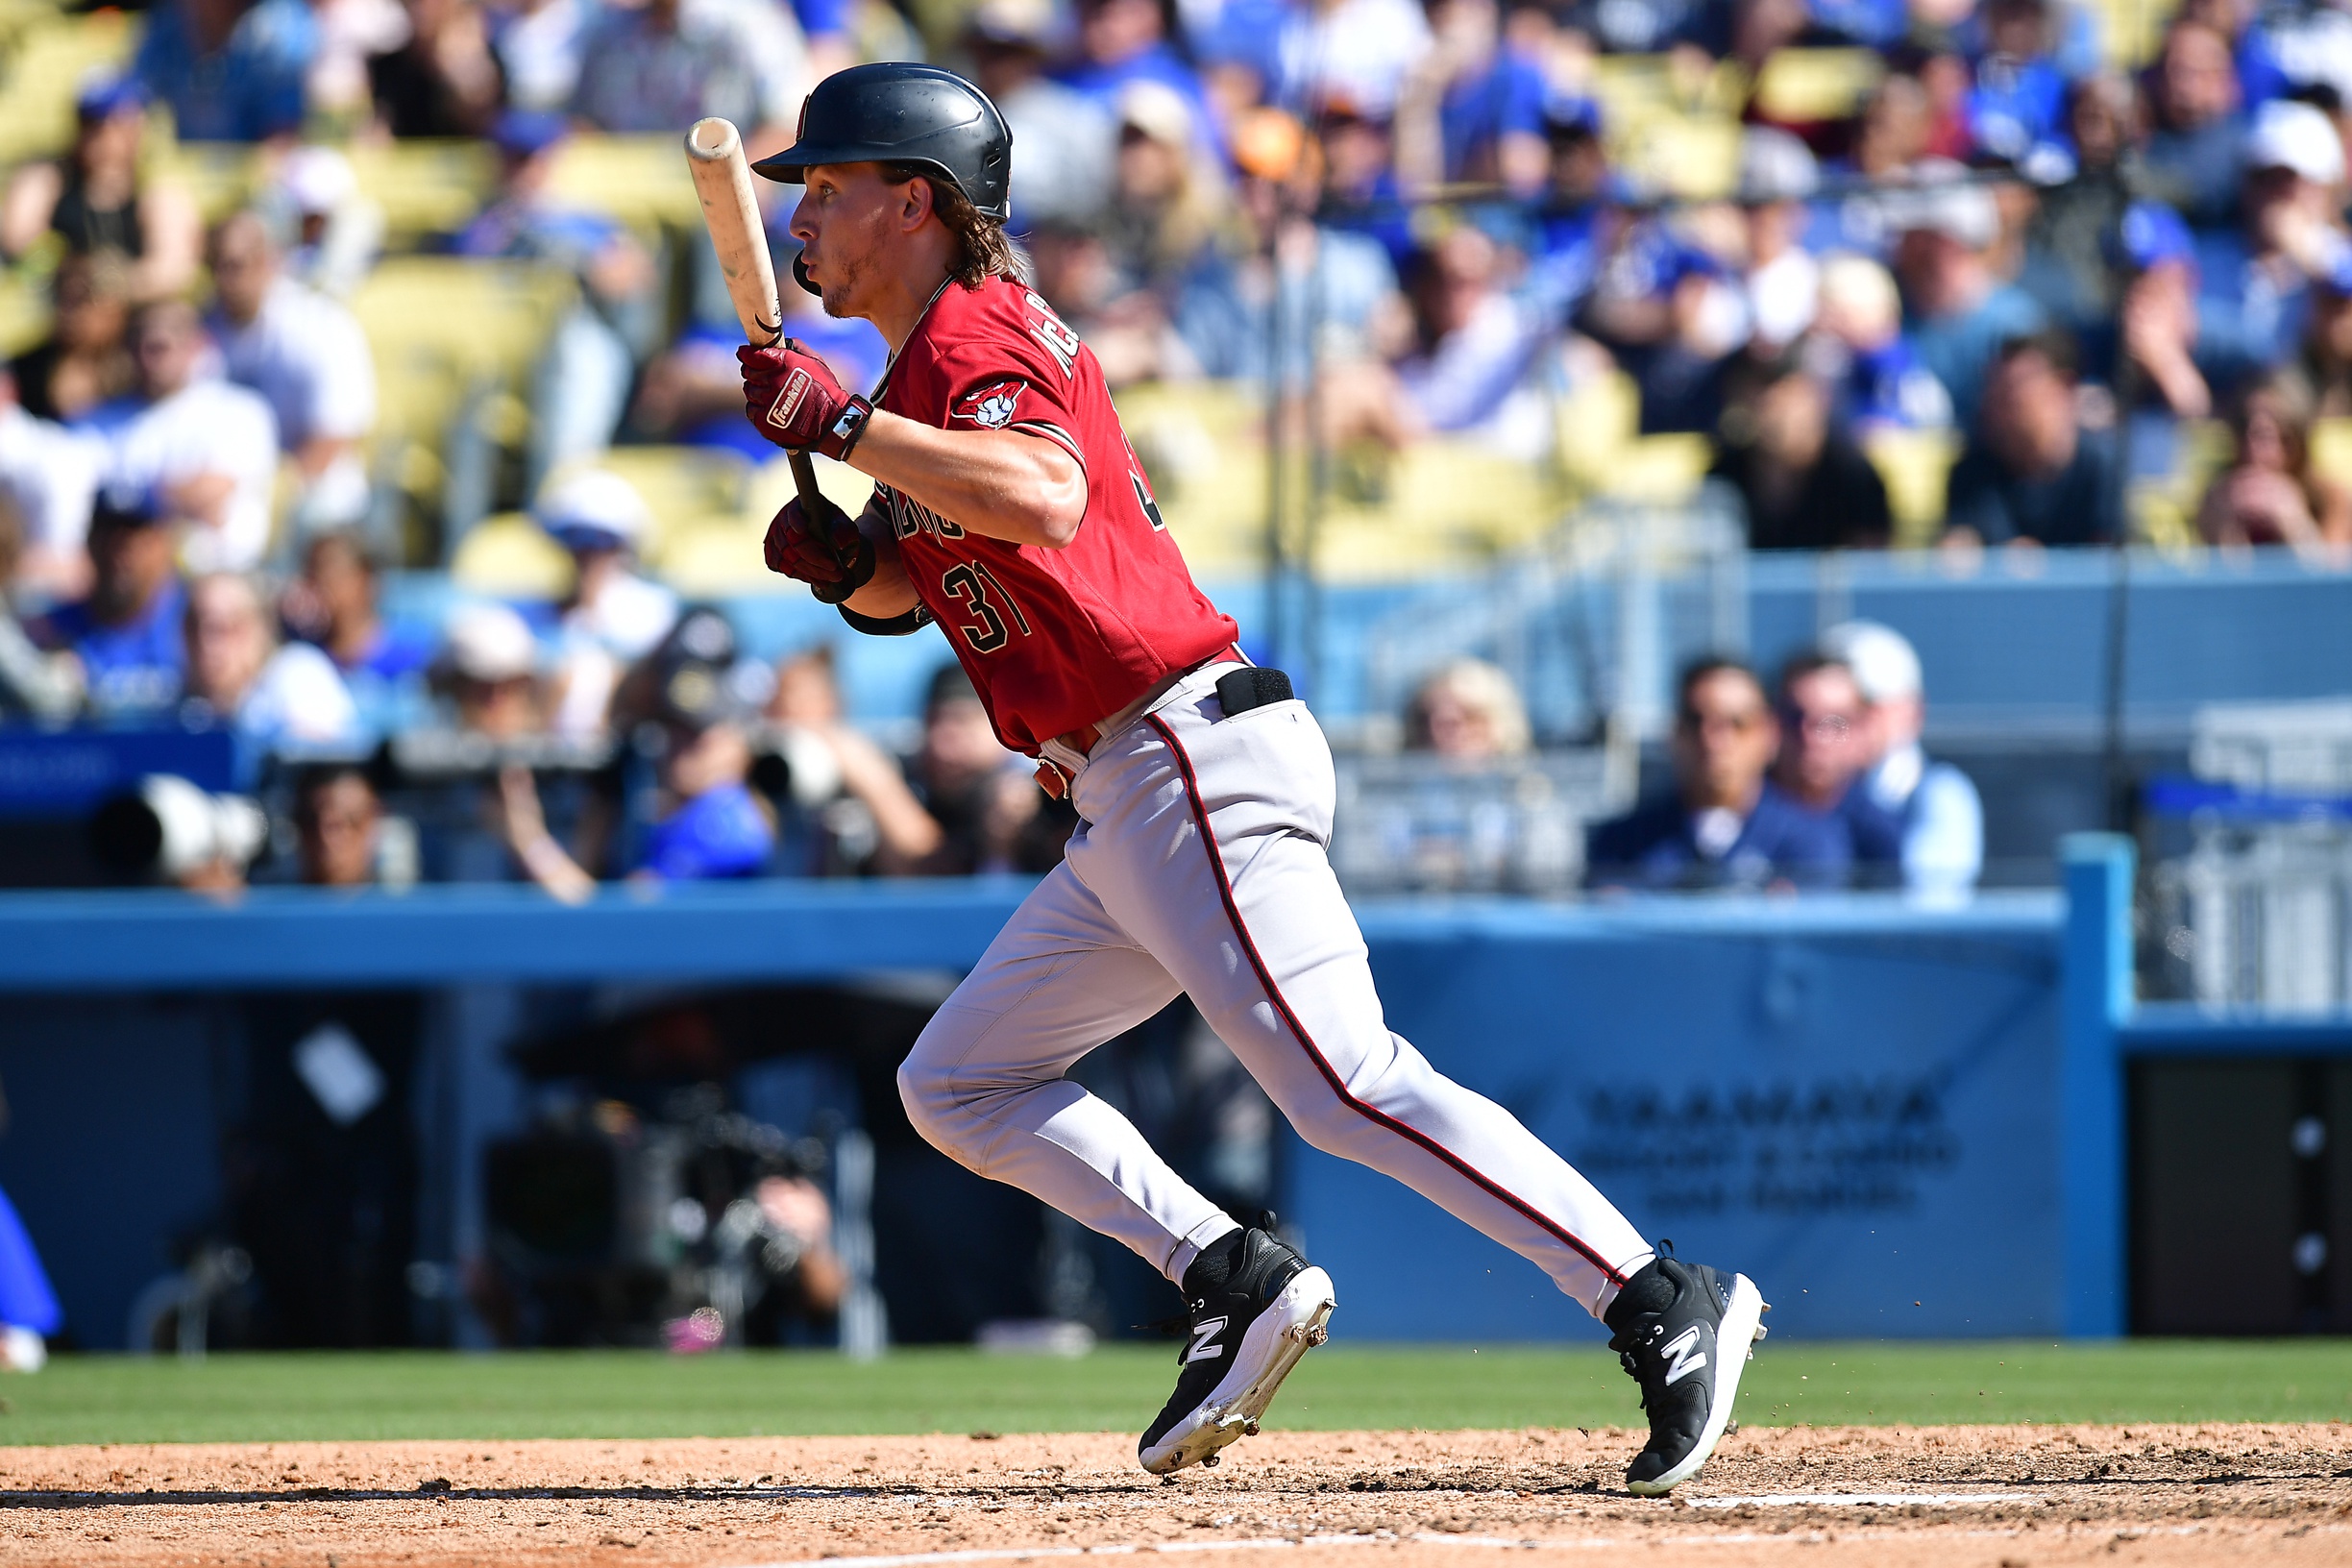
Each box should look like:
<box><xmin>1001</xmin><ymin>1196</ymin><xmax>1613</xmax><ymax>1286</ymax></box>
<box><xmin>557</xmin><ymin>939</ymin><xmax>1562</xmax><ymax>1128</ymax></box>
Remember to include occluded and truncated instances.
<box><xmin>1200</xmin><ymin>1453</ymin><xmax>1222</xmax><ymax>1468</ymax></box>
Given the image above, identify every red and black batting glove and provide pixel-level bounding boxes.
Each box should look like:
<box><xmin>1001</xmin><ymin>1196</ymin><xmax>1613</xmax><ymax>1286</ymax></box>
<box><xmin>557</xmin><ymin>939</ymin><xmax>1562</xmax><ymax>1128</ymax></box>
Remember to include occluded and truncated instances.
<box><xmin>763</xmin><ymin>490</ymin><xmax>876</xmax><ymax>605</ymax></box>
<box><xmin>740</xmin><ymin>340</ymin><xmax>873</xmax><ymax>460</ymax></box>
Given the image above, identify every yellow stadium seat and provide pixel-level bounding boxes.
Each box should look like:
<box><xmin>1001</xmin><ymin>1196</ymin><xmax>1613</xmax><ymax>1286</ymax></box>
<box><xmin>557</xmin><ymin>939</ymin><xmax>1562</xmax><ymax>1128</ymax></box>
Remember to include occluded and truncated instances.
<box><xmin>346</xmin><ymin>139</ymin><xmax>497</xmax><ymax>241</ymax></box>
<box><xmin>1556</xmin><ymin>369</ymin><xmax>1642</xmax><ymax>492</ymax></box>
<box><xmin>1751</xmin><ymin>48</ymin><xmax>1886</xmax><ymax>124</ymax></box>
<box><xmin>2308</xmin><ymin>417</ymin><xmax>2352</xmax><ymax>487</ymax></box>
<box><xmin>1611</xmin><ymin>112</ymin><xmax>1742</xmax><ymax>201</ymax></box>
<box><xmin>545</xmin><ymin>135</ymin><xmax>707</xmax><ymax>233</ymax></box>
<box><xmin>1596</xmin><ymin>433</ymin><xmax>1713</xmax><ymax>504</ymax></box>
<box><xmin>450</xmin><ymin>512</ymin><xmax>576</xmax><ymax>598</ymax></box>
<box><xmin>0</xmin><ymin>267</ymin><xmax>47</xmax><ymax>356</ymax></box>
<box><xmin>150</xmin><ymin>140</ymin><xmax>257</xmax><ymax>222</ymax></box>
<box><xmin>0</xmin><ymin>12</ymin><xmax>137</xmax><ymax>165</ymax></box>
<box><xmin>1863</xmin><ymin>426</ymin><xmax>1963</xmax><ymax>548</ymax></box>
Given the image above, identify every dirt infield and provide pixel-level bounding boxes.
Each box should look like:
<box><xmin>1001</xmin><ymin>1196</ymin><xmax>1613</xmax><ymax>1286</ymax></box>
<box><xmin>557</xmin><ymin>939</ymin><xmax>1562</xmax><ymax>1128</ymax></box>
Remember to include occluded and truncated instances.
<box><xmin>2</xmin><ymin>1423</ymin><xmax>2346</xmax><ymax>1568</ymax></box>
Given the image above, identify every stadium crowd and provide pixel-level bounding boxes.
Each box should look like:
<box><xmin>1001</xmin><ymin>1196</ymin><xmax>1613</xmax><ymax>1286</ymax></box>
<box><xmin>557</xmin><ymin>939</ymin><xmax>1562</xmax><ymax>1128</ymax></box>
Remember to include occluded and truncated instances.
<box><xmin>0</xmin><ymin>0</ymin><xmax>2346</xmax><ymax>892</ymax></box>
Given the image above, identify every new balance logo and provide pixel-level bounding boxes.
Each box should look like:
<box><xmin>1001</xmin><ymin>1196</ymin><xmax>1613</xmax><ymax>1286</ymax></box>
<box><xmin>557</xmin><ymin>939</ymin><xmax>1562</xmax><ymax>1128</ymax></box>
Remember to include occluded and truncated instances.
<box><xmin>1187</xmin><ymin>1317</ymin><xmax>1229</xmax><ymax>1363</ymax></box>
<box><xmin>1660</xmin><ymin>1325</ymin><xmax>1708</xmax><ymax>1386</ymax></box>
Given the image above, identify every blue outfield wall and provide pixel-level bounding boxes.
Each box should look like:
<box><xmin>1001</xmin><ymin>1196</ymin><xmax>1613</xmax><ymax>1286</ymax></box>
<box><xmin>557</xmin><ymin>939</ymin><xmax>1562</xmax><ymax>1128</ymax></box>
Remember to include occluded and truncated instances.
<box><xmin>0</xmin><ymin>883</ymin><xmax>2069</xmax><ymax>1348</ymax></box>
<box><xmin>1286</xmin><ymin>897</ymin><xmax>2065</xmax><ymax>1342</ymax></box>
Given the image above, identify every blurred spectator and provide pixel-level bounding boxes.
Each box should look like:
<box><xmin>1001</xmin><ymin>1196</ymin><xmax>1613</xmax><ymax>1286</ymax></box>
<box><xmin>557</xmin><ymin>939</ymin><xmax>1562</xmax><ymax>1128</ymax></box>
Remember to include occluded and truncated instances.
<box><xmin>1807</xmin><ymin>252</ymin><xmax>1954</xmax><ymax>431</ymax></box>
<box><xmin>1584</xmin><ymin>657</ymin><xmax>1850</xmax><ymax>892</ymax></box>
<box><xmin>81</xmin><ymin>301</ymin><xmax>280</xmax><ymax>574</ymax></box>
<box><xmin>455</xmin><ymin>112</ymin><xmax>659</xmax><ymax>478</ymax></box>
<box><xmin>256</xmin><ymin>146</ymin><xmax>385</xmax><ymax>299</ymax></box>
<box><xmin>487</xmin><ymin>0</ymin><xmax>594</xmax><ymax>111</ymax></box>
<box><xmin>2020</xmin><ymin>73</ymin><xmax>2150</xmax><ymax>342</ymax></box>
<box><xmin>967</xmin><ymin>0</ymin><xmax>1116</xmax><ymax>230</ymax></box>
<box><xmin>12</xmin><ymin>251</ymin><xmax>136</xmax><ymax>426</ymax></box>
<box><xmin>368</xmin><ymin>0</ymin><xmax>506</xmax><ymax>138</ymax></box>
<box><xmin>308</xmin><ymin>0</ymin><xmax>409</xmax><ymax>124</ymax></box>
<box><xmin>29</xmin><ymin>482</ymin><xmax>185</xmax><ymax>717</ymax></box>
<box><xmin>1265</xmin><ymin>0</ymin><xmax>1434</xmax><ymax>121</ymax></box>
<box><xmin>1892</xmin><ymin>171</ymin><xmax>2048</xmax><ymax>429</ymax></box>
<box><xmin>1772</xmin><ymin>651</ymin><xmax>1874</xmax><ymax>821</ymax></box>
<box><xmin>501</xmin><ymin>606</ymin><xmax>775</xmax><ymax>897</ymax></box>
<box><xmin>1580</xmin><ymin>220</ymin><xmax>1747</xmax><ymax>435</ymax></box>
<box><xmin>0</xmin><ymin>76</ymin><xmax>203</xmax><ymax>303</ymax></box>
<box><xmin>181</xmin><ymin>572</ymin><xmax>362</xmax><ymax>747</ymax></box>
<box><xmin>2298</xmin><ymin>255</ymin><xmax>2352</xmax><ymax>415</ymax></box>
<box><xmin>1320</xmin><ymin>101</ymin><xmax>1415</xmax><ymax>274</ymax></box>
<box><xmin>291</xmin><ymin>763</ymin><xmax>386</xmax><ymax>885</ymax></box>
<box><xmin>875</xmin><ymin>663</ymin><xmax>1066</xmax><ymax>875</ymax></box>
<box><xmin>2143</xmin><ymin>18</ymin><xmax>2245</xmax><ymax>230</ymax></box>
<box><xmin>2114</xmin><ymin>200</ymin><xmax>2214</xmax><ymax>418</ymax></box>
<box><xmin>436</xmin><ymin>600</ymin><xmax>545</xmax><ymax>738</ymax></box>
<box><xmin>1403</xmin><ymin>657</ymin><xmax>1530</xmax><ymax>761</ymax></box>
<box><xmin>1735</xmin><ymin>128</ymin><xmax>1821</xmax><ymax>353</ymax></box>
<box><xmin>1943</xmin><ymin>331</ymin><xmax>2121</xmax><ymax>547</ymax></box>
<box><xmin>2193</xmin><ymin>98</ymin><xmax>2349</xmax><ymax>391</ymax></box>
<box><xmin>536</xmin><ymin>469</ymin><xmax>679</xmax><ymax>738</ymax></box>
<box><xmin>1055</xmin><ymin>0</ymin><xmax>1214</xmax><ymax>133</ymax></box>
<box><xmin>1820</xmin><ymin>619</ymin><xmax>1982</xmax><ymax>896</ymax></box>
<box><xmin>761</xmin><ymin>643</ymin><xmax>953</xmax><ymax>875</ymax></box>
<box><xmin>2194</xmin><ymin>369</ymin><xmax>2352</xmax><ymax>555</ymax></box>
<box><xmin>1709</xmin><ymin>354</ymin><xmax>1892</xmax><ymax>550</ymax></box>
<box><xmin>135</xmin><ymin>0</ymin><xmax>319</xmax><ymax>142</ymax></box>
<box><xmin>1394</xmin><ymin>0</ymin><xmax>1549</xmax><ymax>197</ymax></box>
<box><xmin>1963</xmin><ymin>0</ymin><xmax>2071</xmax><ymax>172</ymax></box>
<box><xmin>0</xmin><ymin>1182</ymin><xmax>60</xmax><ymax>1372</ymax></box>
<box><xmin>0</xmin><ymin>368</ymin><xmax>103</xmax><ymax>600</ymax></box>
<box><xmin>1027</xmin><ymin>220</ymin><xmax>1178</xmax><ymax>385</ymax></box>
<box><xmin>0</xmin><ymin>497</ymin><xmax>84</xmax><ymax>723</ymax></box>
<box><xmin>569</xmin><ymin>0</ymin><xmax>810</xmax><ymax>141</ymax></box>
<box><xmin>281</xmin><ymin>527</ymin><xmax>437</xmax><ymax>686</ymax></box>
<box><xmin>1104</xmin><ymin>82</ymin><xmax>1236</xmax><ymax>293</ymax></box>
<box><xmin>208</xmin><ymin>210</ymin><xmax>378</xmax><ymax>533</ymax></box>
<box><xmin>1383</xmin><ymin>224</ymin><xmax>1549</xmax><ymax>449</ymax></box>
<box><xmin>1175</xmin><ymin>110</ymin><xmax>1406</xmax><ymax>392</ymax></box>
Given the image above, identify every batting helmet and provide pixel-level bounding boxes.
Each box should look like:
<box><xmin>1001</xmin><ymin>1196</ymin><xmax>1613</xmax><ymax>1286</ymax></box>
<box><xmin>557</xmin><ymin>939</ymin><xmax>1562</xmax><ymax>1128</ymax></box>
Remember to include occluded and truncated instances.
<box><xmin>753</xmin><ymin>63</ymin><xmax>1013</xmax><ymax>223</ymax></box>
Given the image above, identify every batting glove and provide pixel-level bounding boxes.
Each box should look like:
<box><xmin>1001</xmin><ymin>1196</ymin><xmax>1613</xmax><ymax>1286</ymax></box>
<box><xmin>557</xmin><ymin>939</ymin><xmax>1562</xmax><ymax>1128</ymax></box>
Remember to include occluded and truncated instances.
<box><xmin>740</xmin><ymin>341</ymin><xmax>873</xmax><ymax>460</ymax></box>
<box><xmin>764</xmin><ymin>491</ymin><xmax>876</xmax><ymax>605</ymax></box>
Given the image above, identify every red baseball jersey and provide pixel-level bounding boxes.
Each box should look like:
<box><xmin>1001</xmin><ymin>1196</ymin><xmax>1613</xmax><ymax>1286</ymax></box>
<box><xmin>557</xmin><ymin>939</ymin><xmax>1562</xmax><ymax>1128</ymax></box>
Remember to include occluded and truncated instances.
<box><xmin>866</xmin><ymin>275</ymin><xmax>1237</xmax><ymax>755</ymax></box>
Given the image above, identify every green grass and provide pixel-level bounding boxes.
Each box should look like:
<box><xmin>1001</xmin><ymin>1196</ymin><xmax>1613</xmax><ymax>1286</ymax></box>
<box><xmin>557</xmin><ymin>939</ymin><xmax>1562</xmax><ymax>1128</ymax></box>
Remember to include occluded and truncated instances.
<box><xmin>4</xmin><ymin>1341</ymin><xmax>2348</xmax><ymax>1447</ymax></box>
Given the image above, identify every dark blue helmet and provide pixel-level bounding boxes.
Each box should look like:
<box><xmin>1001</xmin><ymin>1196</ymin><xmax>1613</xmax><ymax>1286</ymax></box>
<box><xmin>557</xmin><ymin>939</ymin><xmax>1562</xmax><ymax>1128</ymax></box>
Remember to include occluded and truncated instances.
<box><xmin>752</xmin><ymin>62</ymin><xmax>1013</xmax><ymax>223</ymax></box>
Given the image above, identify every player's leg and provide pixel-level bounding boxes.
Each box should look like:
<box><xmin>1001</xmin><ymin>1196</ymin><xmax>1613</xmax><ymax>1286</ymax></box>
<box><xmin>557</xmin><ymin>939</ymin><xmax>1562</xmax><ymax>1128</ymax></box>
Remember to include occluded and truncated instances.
<box><xmin>894</xmin><ymin>856</ymin><xmax>1236</xmax><ymax>1281</ymax></box>
<box><xmin>1072</xmin><ymin>682</ymin><xmax>1764</xmax><ymax>1493</ymax></box>
<box><xmin>896</xmin><ymin>849</ymin><xmax>1335</xmax><ymax>1476</ymax></box>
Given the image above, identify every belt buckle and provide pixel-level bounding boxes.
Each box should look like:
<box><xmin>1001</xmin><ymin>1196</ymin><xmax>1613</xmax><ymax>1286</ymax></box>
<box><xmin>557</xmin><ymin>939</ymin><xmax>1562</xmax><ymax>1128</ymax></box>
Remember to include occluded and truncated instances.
<box><xmin>1035</xmin><ymin>756</ymin><xmax>1073</xmax><ymax>799</ymax></box>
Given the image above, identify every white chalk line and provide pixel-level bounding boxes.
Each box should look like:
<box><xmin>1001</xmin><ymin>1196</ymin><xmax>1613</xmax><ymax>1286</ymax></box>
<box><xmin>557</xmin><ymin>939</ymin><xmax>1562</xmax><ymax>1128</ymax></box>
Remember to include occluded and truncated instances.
<box><xmin>1682</xmin><ymin>1493</ymin><xmax>2036</xmax><ymax>1509</ymax></box>
<box><xmin>724</xmin><ymin>1507</ymin><xmax>2051</xmax><ymax>1568</ymax></box>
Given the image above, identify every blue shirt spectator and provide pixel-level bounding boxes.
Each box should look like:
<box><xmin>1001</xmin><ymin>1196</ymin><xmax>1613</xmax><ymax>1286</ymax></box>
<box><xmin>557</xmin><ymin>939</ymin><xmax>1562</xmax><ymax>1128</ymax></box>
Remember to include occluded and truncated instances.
<box><xmin>2143</xmin><ymin>20</ymin><xmax>2247</xmax><ymax>230</ymax></box>
<box><xmin>1585</xmin><ymin>658</ymin><xmax>1851</xmax><ymax>892</ymax></box>
<box><xmin>1892</xmin><ymin>177</ymin><xmax>2047</xmax><ymax>427</ymax></box>
<box><xmin>1821</xmin><ymin>621</ymin><xmax>1985</xmax><ymax>899</ymax></box>
<box><xmin>134</xmin><ymin>0</ymin><xmax>316</xmax><ymax>143</ymax></box>
<box><xmin>30</xmin><ymin>483</ymin><xmax>184</xmax><ymax>716</ymax></box>
<box><xmin>1175</xmin><ymin>226</ymin><xmax>1399</xmax><ymax>389</ymax></box>
<box><xmin>640</xmin><ymin>779</ymin><xmax>776</xmax><ymax>879</ymax></box>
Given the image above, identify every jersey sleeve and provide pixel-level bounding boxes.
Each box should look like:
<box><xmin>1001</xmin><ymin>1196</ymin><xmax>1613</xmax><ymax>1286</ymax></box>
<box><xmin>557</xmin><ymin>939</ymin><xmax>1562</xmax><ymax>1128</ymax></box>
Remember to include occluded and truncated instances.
<box><xmin>927</xmin><ymin>294</ymin><xmax>1091</xmax><ymax>474</ymax></box>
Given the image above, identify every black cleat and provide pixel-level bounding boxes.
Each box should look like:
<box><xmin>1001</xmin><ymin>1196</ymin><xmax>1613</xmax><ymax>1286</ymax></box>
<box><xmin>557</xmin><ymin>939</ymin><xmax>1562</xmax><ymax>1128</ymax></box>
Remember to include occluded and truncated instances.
<box><xmin>1604</xmin><ymin>1252</ymin><xmax>1766</xmax><ymax>1496</ymax></box>
<box><xmin>1137</xmin><ymin>1225</ymin><xmax>1335</xmax><ymax>1475</ymax></box>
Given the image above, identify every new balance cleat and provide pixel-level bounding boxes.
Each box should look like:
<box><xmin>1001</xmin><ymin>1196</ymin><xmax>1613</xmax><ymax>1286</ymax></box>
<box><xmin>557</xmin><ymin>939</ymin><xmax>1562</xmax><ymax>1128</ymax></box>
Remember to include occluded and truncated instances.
<box><xmin>1604</xmin><ymin>1253</ymin><xmax>1766</xmax><ymax>1496</ymax></box>
<box><xmin>1137</xmin><ymin>1225</ymin><xmax>1335</xmax><ymax>1476</ymax></box>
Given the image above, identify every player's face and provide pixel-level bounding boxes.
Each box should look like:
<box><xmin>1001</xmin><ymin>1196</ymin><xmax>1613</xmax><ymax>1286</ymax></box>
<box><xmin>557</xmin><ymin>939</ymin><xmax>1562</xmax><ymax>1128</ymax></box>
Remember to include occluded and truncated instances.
<box><xmin>790</xmin><ymin>162</ymin><xmax>922</xmax><ymax>320</ymax></box>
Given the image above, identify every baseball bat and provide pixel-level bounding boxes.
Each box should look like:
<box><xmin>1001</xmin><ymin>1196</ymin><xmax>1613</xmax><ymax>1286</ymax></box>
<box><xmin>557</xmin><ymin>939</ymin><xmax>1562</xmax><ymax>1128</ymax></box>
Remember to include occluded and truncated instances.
<box><xmin>683</xmin><ymin>116</ymin><xmax>824</xmax><ymax>514</ymax></box>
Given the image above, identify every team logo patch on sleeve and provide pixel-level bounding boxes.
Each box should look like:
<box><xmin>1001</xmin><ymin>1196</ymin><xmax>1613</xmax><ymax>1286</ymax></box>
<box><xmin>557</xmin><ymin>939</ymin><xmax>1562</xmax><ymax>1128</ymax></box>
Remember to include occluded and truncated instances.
<box><xmin>956</xmin><ymin>381</ymin><xmax>1024</xmax><ymax>429</ymax></box>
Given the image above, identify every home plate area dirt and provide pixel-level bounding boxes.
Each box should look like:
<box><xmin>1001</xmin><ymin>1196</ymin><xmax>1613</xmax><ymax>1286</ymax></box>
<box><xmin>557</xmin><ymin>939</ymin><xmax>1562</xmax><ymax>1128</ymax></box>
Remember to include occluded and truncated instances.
<box><xmin>4</xmin><ymin>1425</ymin><xmax>2348</xmax><ymax>1568</ymax></box>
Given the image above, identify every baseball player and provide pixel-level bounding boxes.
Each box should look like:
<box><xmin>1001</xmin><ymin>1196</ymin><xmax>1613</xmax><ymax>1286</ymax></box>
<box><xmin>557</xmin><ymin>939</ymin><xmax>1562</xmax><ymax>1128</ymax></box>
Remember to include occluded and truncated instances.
<box><xmin>737</xmin><ymin>63</ymin><xmax>1765</xmax><ymax>1491</ymax></box>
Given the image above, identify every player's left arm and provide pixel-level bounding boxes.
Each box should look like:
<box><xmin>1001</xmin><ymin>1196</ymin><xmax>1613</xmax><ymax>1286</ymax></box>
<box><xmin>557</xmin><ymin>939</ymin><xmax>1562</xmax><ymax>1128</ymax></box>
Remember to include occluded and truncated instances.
<box><xmin>847</xmin><ymin>415</ymin><xmax>1087</xmax><ymax>550</ymax></box>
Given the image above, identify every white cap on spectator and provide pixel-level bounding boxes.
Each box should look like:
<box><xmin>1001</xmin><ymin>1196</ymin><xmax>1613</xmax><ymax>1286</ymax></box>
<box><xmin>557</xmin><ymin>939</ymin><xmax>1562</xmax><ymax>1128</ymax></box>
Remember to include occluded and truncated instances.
<box><xmin>1887</xmin><ymin>160</ymin><xmax>1999</xmax><ymax>250</ymax></box>
<box><xmin>1118</xmin><ymin>80</ymin><xmax>1194</xmax><ymax>149</ymax></box>
<box><xmin>1822</xmin><ymin>620</ymin><xmax>1924</xmax><ymax>704</ymax></box>
<box><xmin>445</xmin><ymin>602</ymin><xmax>540</xmax><ymax>683</ymax></box>
<box><xmin>278</xmin><ymin>145</ymin><xmax>356</xmax><ymax>215</ymax></box>
<box><xmin>536</xmin><ymin>468</ymin><xmax>651</xmax><ymax>551</ymax></box>
<box><xmin>2245</xmin><ymin>98</ymin><xmax>2344</xmax><ymax>185</ymax></box>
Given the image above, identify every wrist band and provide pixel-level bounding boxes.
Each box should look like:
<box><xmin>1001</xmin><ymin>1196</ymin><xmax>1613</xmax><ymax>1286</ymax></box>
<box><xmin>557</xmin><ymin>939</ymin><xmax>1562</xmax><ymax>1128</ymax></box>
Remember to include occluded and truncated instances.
<box><xmin>824</xmin><ymin>396</ymin><xmax>874</xmax><ymax>461</ymax></box>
